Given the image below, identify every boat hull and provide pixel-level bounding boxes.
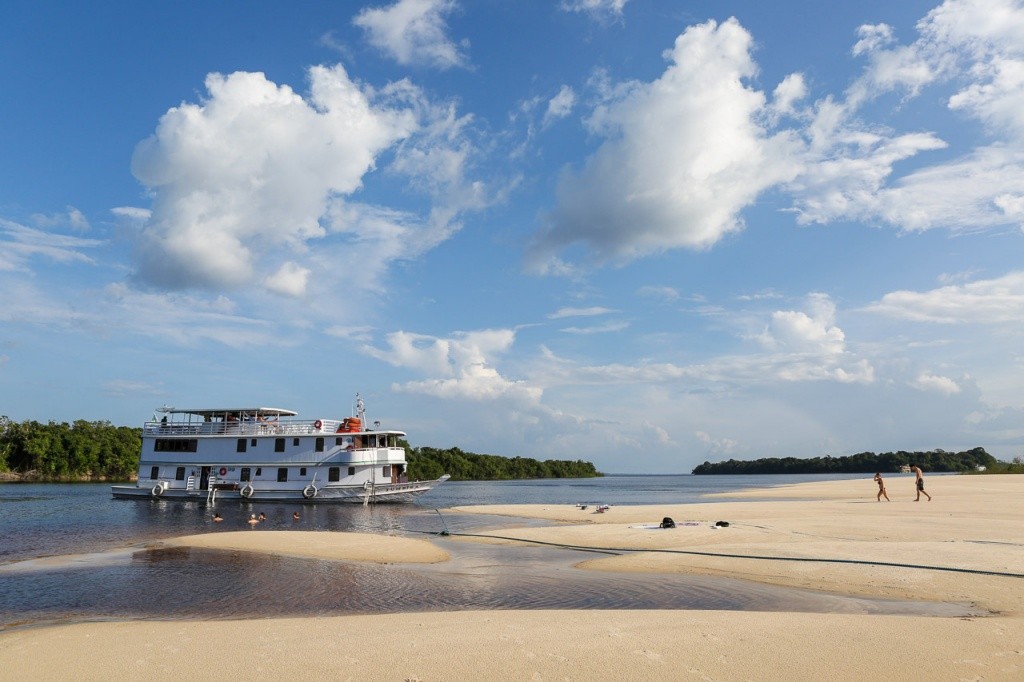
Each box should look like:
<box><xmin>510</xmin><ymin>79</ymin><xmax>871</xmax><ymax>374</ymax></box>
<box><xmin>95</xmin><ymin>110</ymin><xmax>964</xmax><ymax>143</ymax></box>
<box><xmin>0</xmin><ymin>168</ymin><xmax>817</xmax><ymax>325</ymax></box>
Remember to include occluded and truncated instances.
<box><xmin>111</xmin><ymin>475</ymin><xmax>450</xmax><ymax>504</ymax></box>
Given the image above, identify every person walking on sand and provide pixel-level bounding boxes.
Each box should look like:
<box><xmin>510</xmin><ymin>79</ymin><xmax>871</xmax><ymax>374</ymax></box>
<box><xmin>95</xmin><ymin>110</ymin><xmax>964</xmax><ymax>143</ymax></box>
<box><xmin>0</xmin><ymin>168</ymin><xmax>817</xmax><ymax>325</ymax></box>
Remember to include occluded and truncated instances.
<box><xmin>873</xmin><ymin>472</ymin><xmax>889</xmax><ymax>501</ymax></box>
<box><xmin>911</xmin><ymin>464</ymin><xmax>931</xmax><ymax>501</ymax></box>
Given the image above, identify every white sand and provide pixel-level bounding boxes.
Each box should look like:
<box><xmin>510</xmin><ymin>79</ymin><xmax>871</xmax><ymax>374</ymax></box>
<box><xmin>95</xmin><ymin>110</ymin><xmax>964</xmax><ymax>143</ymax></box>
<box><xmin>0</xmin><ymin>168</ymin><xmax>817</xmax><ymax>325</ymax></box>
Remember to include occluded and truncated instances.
<box><xmin>2</xmin><ymin>474</ymin><xmax>1022</xmax><ymax>681</ymax></box>
<box><xmin>158</xmin><ymin>530</ymin><xmax>450</xmax><ymax>564</ymax></box>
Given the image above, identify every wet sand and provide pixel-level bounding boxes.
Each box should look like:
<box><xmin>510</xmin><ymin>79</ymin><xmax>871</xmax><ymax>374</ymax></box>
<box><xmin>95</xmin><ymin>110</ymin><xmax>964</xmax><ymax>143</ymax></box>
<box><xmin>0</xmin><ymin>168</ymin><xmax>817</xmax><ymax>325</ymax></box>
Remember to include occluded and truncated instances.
<box><xmin>1</xmin><ymin>474</ymin><xmax>1022</xmax><ymax>680</ymax></box>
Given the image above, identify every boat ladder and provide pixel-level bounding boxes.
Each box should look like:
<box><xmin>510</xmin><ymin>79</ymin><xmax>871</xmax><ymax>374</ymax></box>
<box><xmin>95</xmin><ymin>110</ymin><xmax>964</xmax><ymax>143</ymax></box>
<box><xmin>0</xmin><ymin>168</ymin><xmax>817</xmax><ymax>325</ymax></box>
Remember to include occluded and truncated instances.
<box><xmin>207</xmin><ymin>477</ymin><xmax>217</xmax><ymax>504</ymax></box>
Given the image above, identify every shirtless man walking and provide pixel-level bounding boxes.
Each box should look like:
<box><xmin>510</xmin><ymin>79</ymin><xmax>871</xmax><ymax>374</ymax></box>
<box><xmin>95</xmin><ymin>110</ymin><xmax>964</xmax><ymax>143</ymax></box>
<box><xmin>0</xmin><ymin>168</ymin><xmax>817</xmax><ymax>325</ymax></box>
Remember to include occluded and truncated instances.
<box><xmin>911</xmin><ymin>464</ymin><xmax>932</xmax><ymax>501</ymax></box>
<box><xmin>873</xmin><ymin>472</ymin><xmax>889</xmax><ymax>501</ymax></box>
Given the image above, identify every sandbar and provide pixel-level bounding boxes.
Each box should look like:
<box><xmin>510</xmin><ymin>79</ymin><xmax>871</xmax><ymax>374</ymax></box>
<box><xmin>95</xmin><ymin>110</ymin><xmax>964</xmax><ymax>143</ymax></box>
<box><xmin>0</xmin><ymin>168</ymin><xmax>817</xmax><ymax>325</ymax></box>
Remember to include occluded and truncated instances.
<box><xmin>156</xmin><ymin>530</ymin><xmax>450</xmax><ymax>564</ymax></box>
<box><xmin>2</xmin><ymin>474</ymin><xmax>1022</xmax><ymax>680</ymax></box>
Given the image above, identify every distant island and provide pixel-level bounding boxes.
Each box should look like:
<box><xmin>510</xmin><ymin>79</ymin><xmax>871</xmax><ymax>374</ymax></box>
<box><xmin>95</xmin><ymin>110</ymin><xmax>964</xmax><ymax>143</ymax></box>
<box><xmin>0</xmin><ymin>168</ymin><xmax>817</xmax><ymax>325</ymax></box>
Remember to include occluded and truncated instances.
<box><xmin>0</xmin><ymin>417</ymin><xmax>600</xmax><ymax>482</ymax></box>
<box><xmin>406</xmin><ymin>445</ymin><xmax>600</xmax><ymax>481</ymax></box>
<box><xmin>691</xmin><ymin>447</ymin><xmax>1010</xmax><ymax>475</ymax></box>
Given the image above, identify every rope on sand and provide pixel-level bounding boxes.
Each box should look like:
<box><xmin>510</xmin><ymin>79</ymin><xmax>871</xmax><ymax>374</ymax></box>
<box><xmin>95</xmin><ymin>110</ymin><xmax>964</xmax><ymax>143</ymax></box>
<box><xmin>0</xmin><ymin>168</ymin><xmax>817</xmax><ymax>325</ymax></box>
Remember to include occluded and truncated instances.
<box><xmin>414</xmin><ymin>510</ymin><xmax>1024</xmax><ymax>580</ymax></box>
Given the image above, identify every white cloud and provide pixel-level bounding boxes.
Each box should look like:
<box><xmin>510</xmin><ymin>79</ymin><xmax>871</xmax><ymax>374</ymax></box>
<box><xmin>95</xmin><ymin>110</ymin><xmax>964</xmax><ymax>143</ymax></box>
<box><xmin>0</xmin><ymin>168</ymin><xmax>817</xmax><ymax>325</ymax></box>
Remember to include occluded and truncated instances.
<box><xmin>548</xmin><ymin>306</ymin><xmax>614</xmax><ymax>319</ymax></box>
<box><xmin>758</xmin><ymin>293</ymin><xmax>845</xmax><ymax>356</ymax></box>
<box><xmin>532</xmin><ymin>293</ymin><xmax>873</xmax><ymax>389</ymax></box>
<box><xmin>768</xmin><ymin>73</ymin><xmax>807</xmax><ymax>121</ymax></box>
<box><xmin>102</xmin><ymin>282</ymin><xmax>285</xmax><ymax>348</ymax></box>
<box><xmin>866</xmin><ymin>271</ymin><xmax>1024</xmax><ymax>323</ymax></box>
<box><xmin>528</xmin><ymin>2</ymin><xmax>1024</xmax><ymax>270</ymax></box>
<box><xmin>354</xmin><ymin>0</ymin><xmax>468</xmax><ymax>70</ymax></box>
<box><xmin>111</xmin><ymin>206</ymin><xmax>151</xmax><ymax>222</ymax></box>
<box><xmin>362</xmin><ymin>328</ymin><xmax>542</xmax><ymax>402</ymax></box>
<box><xmin>102</xmin><ymin>379</ymin><xmax>166</xmax><ymax>398</ymax></box>
<box><xmin>263</xmin><ymin>262</ymin><xmax>310</xmax><ymax>298</ymax></box>
<box><xmin>912</xmin><ymin>372</ymin><xmax>962</xmax><ymax>395</ymax></box>
<box><xmin>28</xmin><ymin>206</ymin><xmax>91</xmax><ymax>232</ymax></box>
<box><xmin>560</xmin><ymin>321</ymin><xmax>630</xmax><ymax>335</ymax></box>
<box><xmin>636</xmin><ymin>285</ymin><xmax>680</xmax><ymax>303</ymax></box>
<box><xmin>543</xmin><ymin>85</ymin><xmax>576</xmax><ymax>126</ymax></box>
<box><xmin>789</xmin><ymin>0</ymin><xmax>1024</xmax><ymax>233</ymax></box>
<box><xmin>696</xmin><ymin>430</ymin><xmax>738</xmax><ymax>455</ymax></box>
<box><xmin>129</xmin><ymin>66</ymin><xmax>416</xmax><ymax>292</ymax></box>
<box><xmin>0</xmin><ymin>218</ymin><xmax>102</xmax><ymax>272</ymax></box>
<box><xmin>847</xmin><ymin>23</ymin><xmax>937</xmax><ymax>107</ymax></box>
<box><xmin>527</xmin><ymin>18</ymin><xmax>803</xmax><ymax>272</ymax></box>
<box><xmin>560</xmin><ymin>0</ymin><xmax>629</xmax><ymax>18</ymax></box>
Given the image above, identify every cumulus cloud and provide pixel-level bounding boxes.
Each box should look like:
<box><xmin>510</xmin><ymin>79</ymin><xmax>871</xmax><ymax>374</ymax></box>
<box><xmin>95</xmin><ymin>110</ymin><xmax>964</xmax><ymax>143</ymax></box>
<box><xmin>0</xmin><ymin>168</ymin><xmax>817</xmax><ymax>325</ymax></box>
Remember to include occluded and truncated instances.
<box><xmin>263</xmin><ymin>262</ymin><xmax>310</xmax><ymax>298</ymax></box>
<box><xmin>354</xmin><ymin>0</ymin><xmax>468</xmax><ymax>70</ymax></box>
<box><xmin>129</xmin><ymin>66</ymin><xmax>418</xmax><ymax>295</ymax></box>
<box><xmin>527</xmin><ymin>18</ymin><xmax>803</xmax><ymax>272</ymax></box>
<box><xmin>752</xmin><ymin>293</ymin><xmax>874</xmax><ymax>384</ymax></box>
<box><xmin>866</xmin><ymin>271</ymin><xmax>1024</xmax><ymax>323</ymax></box>
<box><xmin>361</xmin><ymin>328</ymin><xmax>542</xmax><ymax>402</ymax></box>
<box><xmin>529</xmin><ymin>2</ymin><xmax>1024</xmax><ymax>271</ymax></box>
<box><xmin>758</xmin><ymin>293</ymin><xmax>846</xmax><ymax>356</ymax></box>
<box><xmin>912</xmin><ymin>372</ymin><xmax>962</xmax><ymax>395</ymax></box>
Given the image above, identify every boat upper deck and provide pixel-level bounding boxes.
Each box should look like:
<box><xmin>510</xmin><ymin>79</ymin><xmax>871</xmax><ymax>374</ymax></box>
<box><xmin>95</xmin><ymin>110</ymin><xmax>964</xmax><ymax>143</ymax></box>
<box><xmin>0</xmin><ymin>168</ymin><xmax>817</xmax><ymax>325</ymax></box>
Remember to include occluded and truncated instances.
<box><xmin>143</xmin><ymin>407</ymin><xmax>405</xmax><ymax>438</ymax></box>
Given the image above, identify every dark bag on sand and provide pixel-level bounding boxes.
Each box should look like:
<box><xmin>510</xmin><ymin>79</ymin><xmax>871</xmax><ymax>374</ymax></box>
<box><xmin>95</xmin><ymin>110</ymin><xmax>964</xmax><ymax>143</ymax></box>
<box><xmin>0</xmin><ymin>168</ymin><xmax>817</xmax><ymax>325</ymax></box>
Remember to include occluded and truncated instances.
<box><xmin>660</xmin><ymin>517</ymin><xmax>676</xmax><ymax>528</ymax></box>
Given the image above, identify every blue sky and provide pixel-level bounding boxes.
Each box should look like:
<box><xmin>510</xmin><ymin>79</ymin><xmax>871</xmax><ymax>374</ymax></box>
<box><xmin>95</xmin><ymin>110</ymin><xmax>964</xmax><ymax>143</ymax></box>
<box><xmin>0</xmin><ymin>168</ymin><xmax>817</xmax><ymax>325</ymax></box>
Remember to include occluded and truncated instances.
<box><xmin>3</xmin><ymin>0</ymin><xmax>1024</xmax><ymax>473</ymax></box>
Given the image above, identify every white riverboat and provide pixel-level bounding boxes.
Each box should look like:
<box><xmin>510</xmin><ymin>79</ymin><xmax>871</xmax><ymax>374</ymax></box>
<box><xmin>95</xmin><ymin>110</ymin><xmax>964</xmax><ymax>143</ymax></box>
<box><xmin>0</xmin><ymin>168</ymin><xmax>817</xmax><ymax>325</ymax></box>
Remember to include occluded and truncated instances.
<box><xmin>111</xmin><ymin>395</ymin><xmax>449</xmax><ymax>503</ymax></box>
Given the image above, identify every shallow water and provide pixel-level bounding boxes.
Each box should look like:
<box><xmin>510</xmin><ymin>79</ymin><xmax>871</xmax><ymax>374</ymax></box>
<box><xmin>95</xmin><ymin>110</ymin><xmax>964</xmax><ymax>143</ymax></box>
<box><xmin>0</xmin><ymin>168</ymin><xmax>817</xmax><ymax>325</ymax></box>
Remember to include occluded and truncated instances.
<box><xmin>0</xmin><ymin>535</ymin><xmax>979</xmax><ymax>631</ymax></box>
<box><xmin>0</xmin><ymin>475</ymin><xmax>979</xmax><ymax>630</ymax></box>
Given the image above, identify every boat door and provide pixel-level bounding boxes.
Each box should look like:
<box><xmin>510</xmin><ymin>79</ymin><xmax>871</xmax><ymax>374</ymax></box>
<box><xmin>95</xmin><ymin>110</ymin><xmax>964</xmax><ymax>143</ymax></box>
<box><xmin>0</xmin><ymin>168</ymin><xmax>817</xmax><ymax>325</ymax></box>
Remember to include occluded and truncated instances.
<box><xmin>200</xmin><ymin>466</ymin><xmax>211</xmax><ymax>490</ymax></box>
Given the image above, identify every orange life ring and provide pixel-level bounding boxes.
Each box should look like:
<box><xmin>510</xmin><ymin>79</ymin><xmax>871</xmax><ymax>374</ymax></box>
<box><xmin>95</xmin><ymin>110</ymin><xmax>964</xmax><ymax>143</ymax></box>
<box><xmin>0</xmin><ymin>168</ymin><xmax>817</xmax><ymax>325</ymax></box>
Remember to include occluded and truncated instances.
<box><xmin>313</xmin><ymin>419</ymin><xmax>323</xmax><ymax>430</ymax></box>
<box><xmin>218</xmin><ymin>467</ymin><xmax>227</xmax><ymax>476</ymax></box>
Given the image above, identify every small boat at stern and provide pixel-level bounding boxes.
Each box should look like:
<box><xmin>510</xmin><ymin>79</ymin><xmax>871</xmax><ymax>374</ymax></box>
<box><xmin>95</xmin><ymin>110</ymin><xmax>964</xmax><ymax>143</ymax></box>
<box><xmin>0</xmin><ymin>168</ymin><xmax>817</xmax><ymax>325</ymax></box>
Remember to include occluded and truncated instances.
<box><xmin>111</xmin><ymin>394</ymin><xmax>450</xmax><ymax>503</ymax></box>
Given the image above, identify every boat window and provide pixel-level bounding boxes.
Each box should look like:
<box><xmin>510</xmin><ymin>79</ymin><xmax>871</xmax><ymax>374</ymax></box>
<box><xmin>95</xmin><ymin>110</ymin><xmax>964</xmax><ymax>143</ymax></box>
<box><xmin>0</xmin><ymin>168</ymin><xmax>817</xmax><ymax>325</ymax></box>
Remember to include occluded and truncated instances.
<box><xmin>154</xmin><ymin>438</ymin><xmax>198</xmax><ymax>452</ymax></box>
<box><xmin>348</xmin><ymin>466</ymin><xmax>355</xmax><ymax>476</ymax></box>
<box><xmin>335</xmin><ymin>437</ymin><xmax>344</xmax><ymax>446</ymax></box>
<box><xmin>150</xmin><ymin>466</ymin><xmax>159</xmax><ymax>480</ymax></box>
<box><xmin>241</xmin><ymin>467</ymin><xmax>251</xmax><ymax>482</ymax></box>
<box><xmin>176</xmin><ymin>467</ymin><xmax>186</xmax><ymax>480</ymax></box>
<box><xmin>255</xmin><ymin>467</ymin><xmax>262</xmax><ymax>476</ymax></box>
<box><xmin>275</xmin><ymin>438</ymin><xmax>285</xmax><ymax>453</ymax></box>
<box><xmin>315</xmin><ymin>437</ymin><xmax>324</xmax><ymax>452</ymax></box>
<box><xmin>277</xmin><ymin>467</ymin><xmax>288</xmax><ymax>482</ymax></box>
<box><xmin>250</xmin><ymin>439</ymin><xmax>257</xmax><ymax>447</ymax></box>
<box><xmin>293</xmin><ymin>438</ymin><xmax>300</xmax><ymax>447</ymax></box>
<box><xmin>382</xmin><ymin>466</ymin><xmax>390</xmax><ymax>477</ymax></box>
<box><xmin>236</xmin><ymin>439</ymin><xmax>246</xmax><ymax>453</ymax></box>
<box><xmin>300</xmin><ymin>467</ymin><xmax>307</xmax><ymax>476</ymax></box>
<box><xmin>328</xmin><ymin>467</ymin><xmax>340</xmax><ymax>482</ymax></box>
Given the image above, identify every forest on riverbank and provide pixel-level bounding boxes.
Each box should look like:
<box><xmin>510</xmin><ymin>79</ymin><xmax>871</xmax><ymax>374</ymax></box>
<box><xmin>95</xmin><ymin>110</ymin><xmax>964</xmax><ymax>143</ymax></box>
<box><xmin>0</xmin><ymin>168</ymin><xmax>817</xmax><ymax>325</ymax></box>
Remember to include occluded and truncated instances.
<box><xmin>0</xmin><ymin>418</ymin><xmax>600</xmax><ymax>482</ymax></box>
<box><xmin>691</xmin><ymin>447</ymin><xmax>1018</xmax><ymax>475</ymax></box>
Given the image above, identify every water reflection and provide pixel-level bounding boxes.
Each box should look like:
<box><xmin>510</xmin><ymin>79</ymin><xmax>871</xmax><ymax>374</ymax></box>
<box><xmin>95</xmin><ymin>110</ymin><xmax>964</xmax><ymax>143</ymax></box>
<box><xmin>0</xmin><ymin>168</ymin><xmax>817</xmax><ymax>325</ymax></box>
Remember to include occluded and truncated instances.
<box><xmin>0</xmin><ymin>535</ymin><xmax>981</xmax><ymax>631</ymax></box>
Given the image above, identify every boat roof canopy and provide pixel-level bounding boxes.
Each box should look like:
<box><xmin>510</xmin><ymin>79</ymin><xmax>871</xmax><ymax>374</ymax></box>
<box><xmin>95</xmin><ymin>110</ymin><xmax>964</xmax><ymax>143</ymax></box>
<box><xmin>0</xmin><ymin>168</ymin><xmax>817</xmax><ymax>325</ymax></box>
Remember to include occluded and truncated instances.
<box><xmin>157</xmin><ymin>407</ymin><xmax>298</xmax><ymax>418</ymax></box>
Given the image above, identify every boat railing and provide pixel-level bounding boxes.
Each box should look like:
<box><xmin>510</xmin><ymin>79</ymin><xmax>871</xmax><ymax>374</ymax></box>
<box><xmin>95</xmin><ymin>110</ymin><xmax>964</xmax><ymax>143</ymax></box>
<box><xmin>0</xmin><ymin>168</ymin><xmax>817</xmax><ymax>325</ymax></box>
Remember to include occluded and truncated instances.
<box><xmin>143</xmin><ymin>418</ymin><xmax>346</xmax><ymax>437</ymax></box>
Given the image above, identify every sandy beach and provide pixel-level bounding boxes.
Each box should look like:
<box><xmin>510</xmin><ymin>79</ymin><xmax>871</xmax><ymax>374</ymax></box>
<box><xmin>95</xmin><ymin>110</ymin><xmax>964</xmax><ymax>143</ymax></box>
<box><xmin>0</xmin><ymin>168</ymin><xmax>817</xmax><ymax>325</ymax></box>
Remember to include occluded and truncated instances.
<box><xmin>2</xmin><ymin>474</ymin><xmax>1022</xmax><ymax>680</ymax></box>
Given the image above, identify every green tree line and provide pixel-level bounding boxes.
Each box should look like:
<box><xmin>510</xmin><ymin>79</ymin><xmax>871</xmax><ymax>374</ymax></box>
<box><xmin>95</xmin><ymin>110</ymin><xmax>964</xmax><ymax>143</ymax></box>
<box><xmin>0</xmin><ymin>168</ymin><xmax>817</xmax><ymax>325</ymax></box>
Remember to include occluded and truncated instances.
<box><xmin>0</xmin><ymin>417</ymin><xmax>141</xmax><ymax>480</ymax></box>
<box><xmin>0</xmin><ymin>417</ymin><xmax>601</xmax><ymax>482</ymax></box>
<box><xmin>691</xmin><ymin>447</ymin><xmax>1001</xmax><ymax>475</ymax></box>
<box><xmin>405</xmin><ymin>444</ymin><xmax>601</xmax><ymax>481</ymax></box>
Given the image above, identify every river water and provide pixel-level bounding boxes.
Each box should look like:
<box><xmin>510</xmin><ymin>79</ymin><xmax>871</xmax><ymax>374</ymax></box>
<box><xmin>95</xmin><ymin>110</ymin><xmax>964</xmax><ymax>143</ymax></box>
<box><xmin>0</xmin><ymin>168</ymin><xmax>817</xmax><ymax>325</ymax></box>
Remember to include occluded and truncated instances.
<box><xmin>0</xmin><ymin>474</ymin><xmax>974</xmax><ymax>629</ymax></box>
